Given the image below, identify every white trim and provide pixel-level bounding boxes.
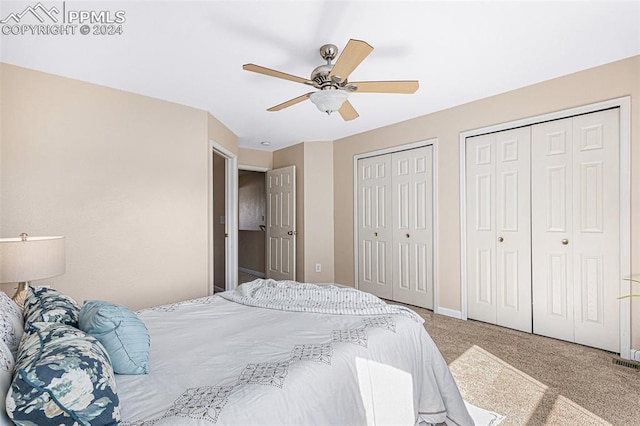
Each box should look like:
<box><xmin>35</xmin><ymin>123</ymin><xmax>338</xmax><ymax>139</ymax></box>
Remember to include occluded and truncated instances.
<box><xmin>458</xmin><ymin>96</ymin><xmax>632</xmax><ymax>358</ymax></box>
<box><xmin>239</xmin><ymin>267</ymin><xmax>266</xmax><ymax>279</ymax></box>
<box><xmin>353</xmin><ymin>138</ymin><xmax>438</xmax><ymax>312</ymax></box>
<box><xmin>209</xmin><ymin>140</ymin><xmax>239</xmax><ymax>294</ymax></box>
<box><xmin>432</xmin><ymin>140</ymin><xmax>440</xmax><ymax>314</ymax></box>
<box><xmin>618</xmin><ymin>97</ymin><xmax>632</xmax><ymax>360</ymax></box>
<box><xmin>435</xmin><ymin>307</ymin><xmax>463</xmax><ymax>320</ymax></box>
<box><xmin>459</xmin><ymin>134</ymin><xmax>468</xmax><ymax>320</ymax></box>
<box><xmin>239</xmin><ymin>165</ymin><xmax>270</xmax><ymax>172</ymax></box>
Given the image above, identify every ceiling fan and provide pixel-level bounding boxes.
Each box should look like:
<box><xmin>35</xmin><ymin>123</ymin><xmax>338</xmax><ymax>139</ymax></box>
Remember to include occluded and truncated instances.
<box><xmin>242</xmin><ymin>39</ymin><xmax>419</xmax><ymax>121</ymax></box>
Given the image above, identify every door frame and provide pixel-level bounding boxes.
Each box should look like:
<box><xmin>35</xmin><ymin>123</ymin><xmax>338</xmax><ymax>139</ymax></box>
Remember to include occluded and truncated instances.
<box><xmin>208</xmin><ymin>139</ymin><xmax>238</xmax><ymax>294</ymax></box>
<box><xmin>353</xmin><ymin>138</ymin><xmax>439</xmax><ymax>311</ymax></box>
<box><xmin>459</xmin><ymin>96</ymin><xmax>631</xmax><ymax>359</ymax></box>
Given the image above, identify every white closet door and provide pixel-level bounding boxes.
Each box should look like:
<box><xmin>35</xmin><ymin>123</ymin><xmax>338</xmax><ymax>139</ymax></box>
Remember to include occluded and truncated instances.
<box><xmin>466</xmin><ymin>128</ymin><xmax>531</xmax><ymax>332</ymax></box>
<box><xmin>532</xmin><ymin>109</ymin><xmax>620</xmax><ymax>352</ymax></box>
<box><xmin>495</xmin><ymin>128</ymin><xmax>532</xmax><ymax>332</ymax></box>
<box><xmin>532</xmin><ymin>119</ymin><xmax>575</xmax><ymax>342</ymax></box>
<box><xmin>357</xmin><ymin>155</ymin><xmax>393</xmax><ymax>299</ymax></box>
<box><xmin>391</xmin><ymin>146</ymin><xmax>434</xmax><ymax>309</ymax></box>
<box><xmin>572</xmin><ymin>109</ymin><xmax>620</xmax><ymax>352</ymax></box>
<box><xmin>466</xmin><ymin>133</ymin><xmax>498</xmax><ymax>325</ymax></box>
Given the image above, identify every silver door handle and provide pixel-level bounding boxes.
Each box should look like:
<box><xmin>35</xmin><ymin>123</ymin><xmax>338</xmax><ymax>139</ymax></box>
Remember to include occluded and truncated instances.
<box><xmin>562</xmin><ymin>239</ymin><xmax>569</xmax><ymax>245</ymax></box>
<box><xmin>287</xmin><ymin>231</ymin><xmax>297</xmax><ymax>236</ymax></box>
<box><xmin>498</xmin><ymin>236</ymin><xmax>504</xmax><ymax>242</ymax></box>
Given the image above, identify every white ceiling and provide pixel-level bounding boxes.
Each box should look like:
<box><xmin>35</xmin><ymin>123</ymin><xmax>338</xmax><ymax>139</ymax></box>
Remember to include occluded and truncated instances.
<box><xmin>1</xmin><ymin>1</ymin><xmax>639</xmax><ymax>151</ymax></box>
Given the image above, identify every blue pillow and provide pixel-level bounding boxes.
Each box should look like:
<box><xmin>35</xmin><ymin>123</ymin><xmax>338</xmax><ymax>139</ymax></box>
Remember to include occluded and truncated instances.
<box><xmin>23</xmin><ymin>286</ymin><xmax>80</xmax><ymax>327</ymax></box>
<box><xmin>79</xmin><ymin>300</ymin><xmax>150</xmax><ymax>375</ymax></box>
<box><xmin>6</xmin><ymin>322</ymin><xmax>120</xmax><ymax>425</ymax></box>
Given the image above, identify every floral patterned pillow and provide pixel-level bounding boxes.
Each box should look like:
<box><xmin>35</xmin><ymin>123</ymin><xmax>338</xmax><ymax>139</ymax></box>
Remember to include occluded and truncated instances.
<box><xmin>0</xmin><ymin>291</ymin><xmax>23</xmax><ymax>357</ymax></box>
<box><xmin>6</xmin><ymin>322</ymin><xmax>120</xmax><ymax>425</ymax></box>
<box><xmin>23</xmin><ymin>286</ymin><xmax>80</xmax><ymax>327</ymax></box>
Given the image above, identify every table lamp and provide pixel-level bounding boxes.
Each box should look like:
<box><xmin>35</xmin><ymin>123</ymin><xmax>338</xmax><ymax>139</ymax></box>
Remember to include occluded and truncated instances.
<box><xmin>0</xmin><ymin>233</ymin><xmax>65</xmax><ymax>307</ymax></box>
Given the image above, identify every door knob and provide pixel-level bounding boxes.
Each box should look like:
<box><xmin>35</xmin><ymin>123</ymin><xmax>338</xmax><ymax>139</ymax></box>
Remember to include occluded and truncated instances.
<box><xmin>288</xmin><ymin>231</ymin><xmax>298</xmax><ymax>236</ymax></box>
<box><xmin>374</xmin><ymin>232</ymin><xmax>378</xmax><ymax>237</ymax></box>
<box><xmin>498</xmin><ymin>236</ymin><xmax>504</xmax><ymax>242</ymax></box>
<box><xmin>562</xmin><ymin>239</ymin><xmax>569</xmax><ymax>245</ymax></box>
<box><xmin>406</xmin><ymin>233</ymin><xmax>410</xmax><ymax>238</ymax></box>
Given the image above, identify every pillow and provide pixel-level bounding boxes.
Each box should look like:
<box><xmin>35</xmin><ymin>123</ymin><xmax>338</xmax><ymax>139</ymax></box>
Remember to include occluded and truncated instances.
<box><xmin>0</xmin><ymin>291</ymin><xmax>24</xmax><ymax>357</ymax></box>
<box><xmin>6</xmin><ymin>322</ymin><xmax>120</xmax><ymax>425</ymax></box>
<box><xmin>79</xmin><ymin>300</ymin><xmax>150</xmax><ymax>375</ymax></box>
<box><xmin>23</xmin><ymin>286</ymin><xmax>80</xmax><ymax>327</ymax></box>
<box><xmin>0</xmin><ymin>341</ymin><xmax>15</xmax><ymax>426</ymax></box>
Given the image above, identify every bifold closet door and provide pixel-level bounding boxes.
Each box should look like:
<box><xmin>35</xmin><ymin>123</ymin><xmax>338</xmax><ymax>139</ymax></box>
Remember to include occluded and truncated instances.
<box><xmin>357</xmin><ymin>155</ymin><xmax>393</xmax><ymax>300</ymax></box>
<box><xmin>531</xmin><ymin>109</ymin><xmax>620</xmax><ymax>353</ymax></box>
<box><xmin>466</xmin><ymin>128</ymin><xmax>532</xmax><ymax>332</ymax></box>
<box><xmin>391</xmin><ymin>146</ymin><xmax>434</xmax><ymax>310</ymax></box>
<box><xmin>357</xmin><ymin>147</ymin><xmax>434</xmax><ymax>309</ymax></box>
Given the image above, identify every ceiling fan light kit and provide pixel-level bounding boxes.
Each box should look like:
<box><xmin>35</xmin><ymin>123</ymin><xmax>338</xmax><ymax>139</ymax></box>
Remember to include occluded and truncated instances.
<box><xmin>243</xmin><ymin>38</ymin><xmax>419</xmax><ymax>121</ymax></box>
<box><xmin>309</xmin><ymin>89</ymin><xmax>349</xmax><ymax>115</ymax></box>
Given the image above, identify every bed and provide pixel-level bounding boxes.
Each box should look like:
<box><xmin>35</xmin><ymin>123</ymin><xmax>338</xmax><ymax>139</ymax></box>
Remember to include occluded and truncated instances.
<box><xmin>1</xmin><ymin>280</ymin><xmax>475</xmax><ymax>425</ymax></box>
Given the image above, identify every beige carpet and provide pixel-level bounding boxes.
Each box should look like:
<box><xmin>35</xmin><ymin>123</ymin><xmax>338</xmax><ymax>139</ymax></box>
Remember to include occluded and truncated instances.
<box><xmin>449</xmin><ymin>345</ymin><xmax>610</xmax><ymax>425</ymax></box>
<box><xmin>399</xmin><ymin>304</ymin><xmax>640</xmax><ymax>426</ymax></box>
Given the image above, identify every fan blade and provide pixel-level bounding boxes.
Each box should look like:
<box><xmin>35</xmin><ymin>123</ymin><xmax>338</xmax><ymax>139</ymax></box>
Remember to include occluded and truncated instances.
<box><xmin>243</xmin><ymin>64</ymin><xmax>313</xmax><ymax>86</ymax></box>
<box><xmin>349</xmin><ymin>81</ymin><xmax>419</xmax><ymax>94</ymax></box>
<box><xmin>329</xmin><ymin>39</ymin><xmax>373</xmax><ymax>83</ymax></box>
<box><xmin>267</xmin><ymin>92</ymin><xmax>313</xmax><ymax>112</ymax></box>
<box><xmin>338</xmin><ymin>100</ymin><xmax>359</xmax><ymax>121</ymax></box>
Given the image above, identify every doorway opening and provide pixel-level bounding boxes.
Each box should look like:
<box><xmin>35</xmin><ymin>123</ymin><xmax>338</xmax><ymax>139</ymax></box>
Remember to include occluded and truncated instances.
<box><xmin>212</xmin><ymin>151</ymin><xmax>226</xmax><ymax>293</ymax></box>
<box><xmin>239</xmin><ymin>169</ymin><xmax>266</xmax><ymax>285</ymax></box>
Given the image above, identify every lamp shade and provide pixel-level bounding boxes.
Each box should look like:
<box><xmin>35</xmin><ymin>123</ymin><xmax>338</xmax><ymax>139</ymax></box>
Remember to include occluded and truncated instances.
<box><xmin>309</xmin><ymin>90</ymin><xmax>348</xmax><ymax>114</ymax></box>
<box><xmin>0</xmin><ymin>236</ymin><xmax>65</xmax><ymax>283</ymax></box>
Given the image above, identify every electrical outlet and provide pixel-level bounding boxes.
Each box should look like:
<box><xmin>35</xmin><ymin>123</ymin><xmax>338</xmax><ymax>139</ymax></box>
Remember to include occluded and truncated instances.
<box><xmin>315</xmin><ymin>263</ymin><xmax>321</xmax><ymax>273</ymax></box>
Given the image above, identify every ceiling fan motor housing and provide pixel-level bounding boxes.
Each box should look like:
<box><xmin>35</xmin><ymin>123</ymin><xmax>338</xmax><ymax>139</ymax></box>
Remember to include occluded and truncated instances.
<box><xmin>311</xmin><ymin>64</ymin><xmax>337</xmax><ymax>89</ymax></box>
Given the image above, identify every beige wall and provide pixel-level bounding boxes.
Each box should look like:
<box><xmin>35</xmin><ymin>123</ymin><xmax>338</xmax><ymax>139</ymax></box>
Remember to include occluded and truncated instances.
<box><xmin>272</xmin><ymin>141</ymin><xmax>334</xmax><ymax>283</ymax></box>
<box><xmin>302</xmin><ymin>142</ymin><xmax>335</xmax><ymax>283</ymax></box>
<box><xmin>0</xmin><ymin>63</ymin><xmax>3</xmax><ymax>236</ymax></box>
<box><xmin>0</xmin><ymin>64</ymin><xmax>238</xmax><ymax>310</ymax></box>
<box><xmin>208</xmin><ymin>113</ymin><xmax>238</xmax><ymax>156</ymax></box>
<box><xmin>239</xmin><ymin>148</ymin><xmax>273</xmax><ymax>170</ymax></box>
<box><xmin>238</xmin><ymin>230</ymin><xmax>265</xmax><ymax>274</ymax></box>
<box><xmin>273</xmin><ymin>143</ymin><xmax>305</xmax><ymax>280</ymax></box>
<box><xmin>333</xmin><ymin>55</ymin><xmax>640</xmax><ymax>344</ymax></box>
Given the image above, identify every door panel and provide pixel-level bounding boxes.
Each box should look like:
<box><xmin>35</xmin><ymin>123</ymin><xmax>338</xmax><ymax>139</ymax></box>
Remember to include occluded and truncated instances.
<box><xmin>357</xmin><ymin>155</ymin><xmax>393</xmax><ymax>299</ymax></box>
<box><xmin>266</xmin><ymin>166</ymin><xmax>296</xmax><ymax>281</ymax></box>
<box><xmin>571</xmin><ymin>109</ymin><xmax>619</xmax><ymax>352</ymax></box>
<box><xmin>532</xmin><ymin>118</ymin><xmax>575</xmax><ymax>342</ymax></box>
<box><xmin>392</xmin><ymin>146</ymin><xmax>434</xmax><ymax>309</ymax></box>
<box><xmin>466</xmin><ymin>133</ymin><xmax>497</xmax><ymax>324</ymax></box>
<box><xmin>495</xmin><ymin>128</ymin><xmax>531</xmax><ymax>332</ymax></box>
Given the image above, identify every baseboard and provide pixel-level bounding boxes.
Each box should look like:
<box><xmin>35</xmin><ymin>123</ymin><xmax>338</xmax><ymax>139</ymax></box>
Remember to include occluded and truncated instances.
<box><xmin>435</xmin><ymin>306</ymin><xmax>463</xmax><ymax>319</ymax></box>
<box><xmin>238</xmin><ymin>267</ymin><xmax>265</xmax><ymax>278</ymax></box>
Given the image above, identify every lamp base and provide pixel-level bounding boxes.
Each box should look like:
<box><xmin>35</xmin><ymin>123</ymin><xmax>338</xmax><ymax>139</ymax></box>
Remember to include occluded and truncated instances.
<box><xmin>12</xmin><ymin>282</ymin><xmax>29</xmax><ymax>308</ymax></box>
